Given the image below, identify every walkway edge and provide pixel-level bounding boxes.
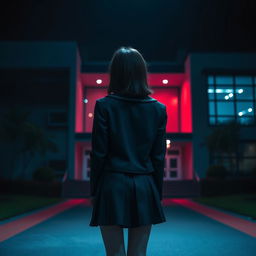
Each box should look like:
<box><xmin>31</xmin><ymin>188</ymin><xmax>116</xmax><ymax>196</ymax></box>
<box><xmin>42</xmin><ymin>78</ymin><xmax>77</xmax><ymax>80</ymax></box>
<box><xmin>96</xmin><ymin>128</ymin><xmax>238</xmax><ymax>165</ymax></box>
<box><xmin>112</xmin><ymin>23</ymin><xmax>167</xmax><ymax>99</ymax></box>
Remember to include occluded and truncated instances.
<box><xmin>169</xmin><ymin>198</ymin><xmax>256</xmax><ymax>238</ymax></box>
<box><xmin>0</xmin><ymin>198</ymin><xmax>87</xmax><ymax>242</ymax></box>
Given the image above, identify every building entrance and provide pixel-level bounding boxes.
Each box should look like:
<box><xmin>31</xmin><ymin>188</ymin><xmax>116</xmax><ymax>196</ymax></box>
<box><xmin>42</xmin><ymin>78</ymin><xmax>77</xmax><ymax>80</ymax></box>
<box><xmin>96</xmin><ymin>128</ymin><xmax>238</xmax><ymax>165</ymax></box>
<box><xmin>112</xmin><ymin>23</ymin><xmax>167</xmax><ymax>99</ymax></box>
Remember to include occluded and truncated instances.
<box><xmin>164</xmin><ymin>146</ymin><xmax>182</xmax><ymax>180</ymax></box>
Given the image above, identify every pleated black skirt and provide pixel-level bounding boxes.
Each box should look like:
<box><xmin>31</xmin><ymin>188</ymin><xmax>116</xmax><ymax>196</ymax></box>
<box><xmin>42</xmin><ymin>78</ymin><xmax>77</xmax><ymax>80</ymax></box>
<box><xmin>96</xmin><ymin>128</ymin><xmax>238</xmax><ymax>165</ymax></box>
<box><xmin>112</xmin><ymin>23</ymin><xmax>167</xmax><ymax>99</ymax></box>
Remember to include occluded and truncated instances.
<box><xmin>89</xmin><ymin>171</ymin><xmax>166</xmax><ymax>228</ymax></box>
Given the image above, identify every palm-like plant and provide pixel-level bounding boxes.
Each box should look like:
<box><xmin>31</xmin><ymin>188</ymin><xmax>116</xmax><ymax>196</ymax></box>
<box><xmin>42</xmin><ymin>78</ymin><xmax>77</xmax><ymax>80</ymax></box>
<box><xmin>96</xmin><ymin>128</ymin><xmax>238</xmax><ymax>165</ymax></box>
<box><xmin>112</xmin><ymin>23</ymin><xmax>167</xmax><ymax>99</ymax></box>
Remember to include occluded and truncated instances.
<box><xmin>0</xmin><ymin>106</ymin><xmax>59</xmax><ymax>180</ymax></box>
<box><xmin>204</xmin><ymin>120</ymin><xmax>240</xmax><ymax>174</ymax></box>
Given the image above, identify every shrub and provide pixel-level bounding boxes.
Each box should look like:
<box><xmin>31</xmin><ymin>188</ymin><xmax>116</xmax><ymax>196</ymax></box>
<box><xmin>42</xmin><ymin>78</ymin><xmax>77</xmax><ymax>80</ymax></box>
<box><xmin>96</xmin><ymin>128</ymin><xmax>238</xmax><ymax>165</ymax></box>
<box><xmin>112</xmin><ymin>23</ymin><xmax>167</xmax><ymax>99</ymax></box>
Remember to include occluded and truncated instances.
<box><xmin>32</xmin><ymin>166</ymin><xmax>55</xmax><ymax>182</ymax></box>
<box><xmin>206</xmin><ymin>164</ymin><xmax>228</xmax><ymax>179</ymax></box>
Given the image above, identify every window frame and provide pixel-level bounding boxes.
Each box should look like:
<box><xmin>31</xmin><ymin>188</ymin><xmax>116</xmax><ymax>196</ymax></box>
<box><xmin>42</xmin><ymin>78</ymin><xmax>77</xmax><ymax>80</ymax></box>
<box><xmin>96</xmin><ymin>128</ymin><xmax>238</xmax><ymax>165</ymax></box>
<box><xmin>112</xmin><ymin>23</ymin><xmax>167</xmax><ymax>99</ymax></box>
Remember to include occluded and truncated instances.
<box><xmin>205</xmin><ymin>71</ymin><xmax>256</xmax><ymax>127</ymax></box>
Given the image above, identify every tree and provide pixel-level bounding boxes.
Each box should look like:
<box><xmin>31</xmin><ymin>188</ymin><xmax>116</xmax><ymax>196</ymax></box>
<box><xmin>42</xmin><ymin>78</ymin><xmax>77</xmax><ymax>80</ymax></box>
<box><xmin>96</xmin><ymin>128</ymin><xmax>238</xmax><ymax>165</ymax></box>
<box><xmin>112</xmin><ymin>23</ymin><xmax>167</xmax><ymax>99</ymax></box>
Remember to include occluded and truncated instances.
<box><xmin>204</xmin><ymin>120</ymin><xmax>240</xmax><ymax>174</ymax></box>
<box><xmin>0</xmin><ymin>105</ymin><xmax>59</xmax><ymax>180</ymax></box>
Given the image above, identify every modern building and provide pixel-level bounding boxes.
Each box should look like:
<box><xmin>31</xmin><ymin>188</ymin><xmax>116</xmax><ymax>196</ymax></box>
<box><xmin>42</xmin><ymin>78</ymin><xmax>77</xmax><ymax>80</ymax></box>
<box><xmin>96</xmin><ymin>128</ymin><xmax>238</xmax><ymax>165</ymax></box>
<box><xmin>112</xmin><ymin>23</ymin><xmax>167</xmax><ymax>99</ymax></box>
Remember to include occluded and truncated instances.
<box><xmin>0</xmin><ymin>42</ymin><xmax>256</xmax><ymax>197</ymax></box>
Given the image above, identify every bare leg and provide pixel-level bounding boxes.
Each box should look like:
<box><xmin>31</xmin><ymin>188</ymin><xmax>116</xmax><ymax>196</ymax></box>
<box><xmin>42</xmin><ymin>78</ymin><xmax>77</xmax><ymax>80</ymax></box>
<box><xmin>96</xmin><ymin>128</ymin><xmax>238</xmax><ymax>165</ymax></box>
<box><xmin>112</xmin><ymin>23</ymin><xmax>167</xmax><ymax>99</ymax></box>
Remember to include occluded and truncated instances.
<box><xmin>127</xmin><ymin>224</ymin><xmax>152</xmax><ymax>256</ymax></box>
<box><xmin>100</xmin><ymin>225</ymin><xmax>126</xmax><ymax>256</ymax></box>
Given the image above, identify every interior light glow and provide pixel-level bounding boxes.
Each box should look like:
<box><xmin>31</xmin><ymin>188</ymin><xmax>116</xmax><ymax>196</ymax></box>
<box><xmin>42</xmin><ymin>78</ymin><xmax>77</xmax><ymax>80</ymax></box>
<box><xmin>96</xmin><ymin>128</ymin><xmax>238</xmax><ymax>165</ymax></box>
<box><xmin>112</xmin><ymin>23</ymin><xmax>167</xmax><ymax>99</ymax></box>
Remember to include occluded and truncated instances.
<box><xmin>83</xmin><ymin>99</ymin><xmax>88</xmax><ymax>103</ymax></box>
<box><xmin>224</xmin><ymin>95</ymin><xmax>229</xmax><ymax>100</ymax></box>
<box><xmin>238</xmin><ymin>111</ymin><xmax>243</xmax><ymax>116</ymax></box>
<box><xmin>248</xmin><ymin>108</ymin><xmax>253</xmax><ymax>112</ymax></box>
<box><xmin>208</xmin><ymin>88</ymin><xmax>238</xmax><ymax>94</ymax></box>
<box><xmin>162</xmin><ymin>79</ymin><xmax>168</xmax><ymax>84</ymax></box>
<box><xmin>88</xmin><ymin>113</ymin><xmax>93</xmax><ymax>118</ymax></box>
<box><xmin>228</xmin><ymin>93</ymin><xmax>233</xmax><ymax>97</ymax></box>
<box><xmin>96</xmin><ymin>79</ymin><xmax>102</xmax><ymax>84</ymax></box>
<box><xmin>238</xmin><ymin>89</ymin><xmax>244</xmax><ymax>94</ymax></box>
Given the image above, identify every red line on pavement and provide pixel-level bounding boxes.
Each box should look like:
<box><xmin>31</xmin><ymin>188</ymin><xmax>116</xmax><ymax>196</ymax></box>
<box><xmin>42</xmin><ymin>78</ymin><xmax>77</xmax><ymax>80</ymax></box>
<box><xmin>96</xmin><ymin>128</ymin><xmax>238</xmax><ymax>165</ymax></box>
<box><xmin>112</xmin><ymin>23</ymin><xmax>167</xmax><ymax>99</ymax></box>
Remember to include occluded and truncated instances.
<box><xmin>165</xmin><ymin>198</ymin><xmax>256</xmax><ymax>238</ymax></box>
<box><xmin>0</xmin><ymin>198</ymin><xmax>87</xmax><ymax>242</ymax></box>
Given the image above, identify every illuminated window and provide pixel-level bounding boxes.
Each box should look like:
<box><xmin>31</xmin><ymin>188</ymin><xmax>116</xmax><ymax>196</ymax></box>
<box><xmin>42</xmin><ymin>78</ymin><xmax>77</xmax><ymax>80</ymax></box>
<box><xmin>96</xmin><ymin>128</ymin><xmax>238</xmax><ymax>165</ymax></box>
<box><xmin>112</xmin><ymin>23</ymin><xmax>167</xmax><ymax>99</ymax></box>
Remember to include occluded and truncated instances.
<box><xmin>207</xmin><ymin>75</ymin><xmax>256</xmax><ymax>125</ymax></box>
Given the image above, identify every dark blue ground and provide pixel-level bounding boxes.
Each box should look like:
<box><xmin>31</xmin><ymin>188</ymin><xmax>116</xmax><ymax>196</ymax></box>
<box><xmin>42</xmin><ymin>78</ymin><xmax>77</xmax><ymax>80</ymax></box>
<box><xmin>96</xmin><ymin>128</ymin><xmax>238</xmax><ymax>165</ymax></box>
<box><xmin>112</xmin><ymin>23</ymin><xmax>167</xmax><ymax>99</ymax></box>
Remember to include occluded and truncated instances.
<box><xmin>0</xmin><ymin>201</ymin><xmax>255</xmax><ymax>256</ymax></box>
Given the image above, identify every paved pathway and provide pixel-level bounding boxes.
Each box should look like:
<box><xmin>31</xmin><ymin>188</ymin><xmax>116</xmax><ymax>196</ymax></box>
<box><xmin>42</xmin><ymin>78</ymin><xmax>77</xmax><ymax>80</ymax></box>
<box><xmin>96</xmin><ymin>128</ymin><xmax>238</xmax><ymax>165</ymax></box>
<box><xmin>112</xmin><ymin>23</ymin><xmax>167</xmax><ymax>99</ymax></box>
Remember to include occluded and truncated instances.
<box><xmin>0</xmin><ymin>198</ymin><xmax>256</xmax><ymax>256</ymax></box>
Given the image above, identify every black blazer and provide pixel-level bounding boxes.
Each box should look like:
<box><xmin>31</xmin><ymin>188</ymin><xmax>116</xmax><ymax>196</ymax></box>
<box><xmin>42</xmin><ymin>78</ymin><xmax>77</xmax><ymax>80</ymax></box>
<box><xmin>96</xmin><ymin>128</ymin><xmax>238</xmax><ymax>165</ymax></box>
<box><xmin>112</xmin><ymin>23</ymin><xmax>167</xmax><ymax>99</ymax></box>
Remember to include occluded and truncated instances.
<box><xmin>90</xmin><ymin>93</ymin><xmax>167</xmax><ymax>200</ymax></box>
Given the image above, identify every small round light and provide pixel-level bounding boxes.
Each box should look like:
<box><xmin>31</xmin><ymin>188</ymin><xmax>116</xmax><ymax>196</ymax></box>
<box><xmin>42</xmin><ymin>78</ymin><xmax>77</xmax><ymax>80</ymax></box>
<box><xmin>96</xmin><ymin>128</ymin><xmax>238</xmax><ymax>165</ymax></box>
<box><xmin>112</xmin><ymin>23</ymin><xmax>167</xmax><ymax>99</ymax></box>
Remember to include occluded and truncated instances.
<box><xmin>238</xmin><ymin>88</ymin><xmax>243</xmax><ymax>94</ymax></box>
<box><xmin>162</xmin><ymin>79</ymin><xmax>168</xmax><ymax>84</ymax></box>
<box><xmin>83</xmin><ymin>98</ymin><xmax>88</xmax><ymax>103</ymax></box>
<box><xmin>228</xmin><ymin>93</ymin><xmax>233</xmax><ymax>97</ymax></box>
<box><xmin>96</xmin><ymin>79</ymin><xmax>102</xmax><ymax>84</ymax></box>
<box><xmin>238</xmin><ymin>111</ymin><xmax>243</xmax><ymax>116</ymax></box>
<box><xmin>224</xmin><ymin>95</ymin><xmax>229</xmax><ymax>100</ymax></box>
<box><xmin>166</xmin><ymin>139</ymin><xmax>171</xmax><ymax>145</ymax></box>
<box><xmin>88</xmin><ymin>113</ymin><xmax>93</xmax><ymax>118</ymax></box>
<box><xmin>248</xmin><ymin>108</ymin><xmax>253</xmax><ymax>112</ymax></box>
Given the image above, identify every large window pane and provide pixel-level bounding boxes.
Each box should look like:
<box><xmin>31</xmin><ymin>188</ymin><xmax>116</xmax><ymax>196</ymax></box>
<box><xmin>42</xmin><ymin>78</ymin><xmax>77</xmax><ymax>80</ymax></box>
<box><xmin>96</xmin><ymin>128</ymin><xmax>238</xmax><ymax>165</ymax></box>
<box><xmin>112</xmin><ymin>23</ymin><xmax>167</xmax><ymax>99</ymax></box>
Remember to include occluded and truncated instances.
<box><xmin>215</xmin><ymin>76</ymin><xmax>233</xmax><ymax>85</ymax></box>
<box><xmin>236</xmin><ymin>102</ymin><xmax>254</xmax><ymax>116</ymax></box>
<box><xmin>235</xmin><ymin>76</ymin><xmax>253</xmax><ymax>85</ymax></box>
<box><xmin>216</xmin><ymin>116</ymin><xmax>235</xmax><ymax>124</ymax></box>
<box><xmin>237</xmin><ymin>117</ymin><xmax>255</xmax><ymax>125</ymax></box>
<box><xmin>216</xmin><ymin>101</ymin><xmax>234</xmax><ymax>115</ymax></box>
<box><xmin>208</xmin><ymin>74</ymin><xmax>256</xmax><ymax>126</ymax></box>
<box><xmin>236</xmin><ymin>86</ymin><xmax>253</xmax><ymax>100</ymax></box>
<box><xmin>208</xmin><ymin>101</ymin><xmax>215</xmax><ymax>115</ymax></box>
<box><xmin>209</xmin><ymin>116</ymin><xmax>216</xmax><ymax>125</ymax></box>
<box><xmin>215</xmin><ymin>85</ymin><xmax>234</xmax><ymax>100</ymax></box>
<box><xmin>208</xmin><ymin>76</ymin><xmax>214</xmax><ymax>85</ymax></box>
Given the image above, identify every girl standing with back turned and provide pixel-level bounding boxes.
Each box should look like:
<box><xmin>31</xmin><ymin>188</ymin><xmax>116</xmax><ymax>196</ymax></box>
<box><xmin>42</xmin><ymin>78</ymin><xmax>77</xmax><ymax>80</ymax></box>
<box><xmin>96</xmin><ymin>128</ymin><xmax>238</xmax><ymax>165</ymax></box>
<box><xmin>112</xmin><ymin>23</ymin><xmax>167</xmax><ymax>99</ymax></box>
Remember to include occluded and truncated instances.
<box><xmin>89</xmin><ymin>46</ymin><xmax>167</xmax><ymax>256</ymax></box>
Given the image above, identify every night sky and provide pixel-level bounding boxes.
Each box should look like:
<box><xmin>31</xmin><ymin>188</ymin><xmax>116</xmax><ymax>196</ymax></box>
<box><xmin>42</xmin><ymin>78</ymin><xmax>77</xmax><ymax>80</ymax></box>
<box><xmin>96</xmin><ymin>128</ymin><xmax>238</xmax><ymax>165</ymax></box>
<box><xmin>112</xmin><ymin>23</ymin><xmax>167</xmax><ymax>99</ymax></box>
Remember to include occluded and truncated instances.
<box><xmin>0</xmin><ymin>0</ymin><xmax>255</xmax><ymax>62</ymax></box>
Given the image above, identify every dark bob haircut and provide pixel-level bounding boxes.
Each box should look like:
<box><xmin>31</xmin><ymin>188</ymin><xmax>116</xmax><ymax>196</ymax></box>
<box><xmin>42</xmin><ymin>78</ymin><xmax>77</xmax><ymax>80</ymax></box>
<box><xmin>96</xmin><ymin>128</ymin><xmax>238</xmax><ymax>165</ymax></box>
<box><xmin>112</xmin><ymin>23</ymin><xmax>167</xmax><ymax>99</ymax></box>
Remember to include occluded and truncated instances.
<box><xmin>107</xmin><ymin>46</ymin><xmax>153</xmax><ymax>98</ymax></box>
